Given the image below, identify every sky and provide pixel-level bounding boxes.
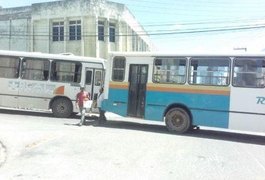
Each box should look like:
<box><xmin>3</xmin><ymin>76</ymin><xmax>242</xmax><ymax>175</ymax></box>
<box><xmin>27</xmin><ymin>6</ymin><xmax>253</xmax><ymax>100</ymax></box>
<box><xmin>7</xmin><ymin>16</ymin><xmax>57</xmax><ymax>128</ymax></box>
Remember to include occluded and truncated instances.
<box><xmin>1</xmin><ymin>0</ymin><xmax>265</xmax><ymax>52</ymax></box>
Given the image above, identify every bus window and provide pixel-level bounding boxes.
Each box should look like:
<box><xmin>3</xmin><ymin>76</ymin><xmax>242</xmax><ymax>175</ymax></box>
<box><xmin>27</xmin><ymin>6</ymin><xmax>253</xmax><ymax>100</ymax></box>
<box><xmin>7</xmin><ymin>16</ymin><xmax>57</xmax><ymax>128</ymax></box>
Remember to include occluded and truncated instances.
<box><xmin>0</xmin><ymin>56</ymin><xmax>20</xmax><ymax>79</ymax></box>
<box><xmin>153</xmin><ymin>57</ymin><xmax>186</xmax><ymax>84</ymax></box>
<box><xmin>51</xmin><ymin>60</ymin><xmax>81</xmax><ymax>83</ymax></box>
<box><xmin>189</xmin><ymin>57</ymin><xmax>230</xmax><ymax>86</ymax></box>
<box><xmin>73</xmin><ymin>63</ymin><xmax>81</xmax><ymax>82</ymax></box>
<box><xmin>95</xmin><ymin>70</ymin><xmax>102</xmax><ymax>86</ymax></box>
<box><xmin>233</xmin><ymin>58</ymin><xmax>265</xmax><ymax>88</ymax></box>
<box><xmin>112</xmin><ymin>56</ymin><xmax>125</xmax><ymax>81</ymax></box>
<box><xmin>21</xmin><ymin>58</ymin><xmax>50</xmax><ymax>81</ymax></box>
<box><xmin>85</xmin><ymin>70</ymin><xmax>92</xmax><ymax>85</ymax></box>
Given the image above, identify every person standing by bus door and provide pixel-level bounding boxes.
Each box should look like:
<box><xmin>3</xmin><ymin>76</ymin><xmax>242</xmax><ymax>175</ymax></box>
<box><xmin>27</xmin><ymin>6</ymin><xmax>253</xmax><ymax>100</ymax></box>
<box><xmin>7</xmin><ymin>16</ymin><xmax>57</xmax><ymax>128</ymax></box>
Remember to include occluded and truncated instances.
<box><xmin>97</xmin><ymin>87</ymin><xmax>107</xmax><ymax>125</ymax></box>
<box><xmin>76</xmin><ymin>86</ymin><xmax>90</xmax><ymax>126</ymax></box>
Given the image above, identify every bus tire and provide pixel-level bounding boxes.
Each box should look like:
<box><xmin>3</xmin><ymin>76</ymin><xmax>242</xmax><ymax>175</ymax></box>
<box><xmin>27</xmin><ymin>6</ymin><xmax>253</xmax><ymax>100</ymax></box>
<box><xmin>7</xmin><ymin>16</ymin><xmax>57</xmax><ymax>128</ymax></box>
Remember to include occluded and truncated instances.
<box><xmin>51</xmin><ymin>98</ymin><xmax>73</xmax><ymax>118</ymax></box>
<box><xmin>165</xmin><ymin>107</ymin><xmax>191</xmax><ymax>134</ymax></box>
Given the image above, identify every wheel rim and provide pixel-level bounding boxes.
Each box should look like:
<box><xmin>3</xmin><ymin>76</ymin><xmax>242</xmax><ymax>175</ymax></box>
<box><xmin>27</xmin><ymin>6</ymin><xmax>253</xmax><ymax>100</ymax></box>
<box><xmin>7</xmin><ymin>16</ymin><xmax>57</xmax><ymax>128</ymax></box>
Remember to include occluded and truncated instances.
<box><xmin>57</xmin><ymin>103</ymin><xmax>66</xmax><ymax>113</ymax></box>
<box><xmin>168</xmin><ymin>110</ymin><xmax>185</xmax><ymax>128</ymax></box>
<box><xmin>166</xmin><ymin>108</ymin><xmax>190</xmax><ymax>133</ymax></box>
<box><xmin>52</xmin><ymin>98</ymin><xmax>73</xmax><ymax>118</ymax></box>
<box><xmin>171</xmin><ymin>113</ymin><xmax>184</xmax><ymax>127</ymax></box>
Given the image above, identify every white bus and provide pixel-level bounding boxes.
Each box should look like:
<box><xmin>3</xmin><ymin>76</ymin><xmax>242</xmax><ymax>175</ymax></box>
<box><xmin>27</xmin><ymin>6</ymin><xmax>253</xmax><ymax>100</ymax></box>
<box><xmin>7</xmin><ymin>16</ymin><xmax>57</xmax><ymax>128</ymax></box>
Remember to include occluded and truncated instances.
<box><xmin>0</xmin><ymin>50</ymin><xmax>105</xmax><ymax>118</ymax></box>
<box><xmin>102</xmin><ymin>52</ymin><xmax>265</xmax><ymax>133</ymax></box>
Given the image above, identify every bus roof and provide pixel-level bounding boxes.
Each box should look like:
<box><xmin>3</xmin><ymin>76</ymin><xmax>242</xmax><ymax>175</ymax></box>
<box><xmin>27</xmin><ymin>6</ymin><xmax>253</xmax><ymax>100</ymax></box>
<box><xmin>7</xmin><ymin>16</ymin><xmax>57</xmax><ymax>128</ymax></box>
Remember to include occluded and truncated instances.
<box><xmin>0</xmin><ymin>50</ymin><xmax>106</xmax><ymax>64</ymax></box>
<box><xmin>109</xmin><ymin>51</ymin><xmax>265</xmax><ymax>58</ymax></box>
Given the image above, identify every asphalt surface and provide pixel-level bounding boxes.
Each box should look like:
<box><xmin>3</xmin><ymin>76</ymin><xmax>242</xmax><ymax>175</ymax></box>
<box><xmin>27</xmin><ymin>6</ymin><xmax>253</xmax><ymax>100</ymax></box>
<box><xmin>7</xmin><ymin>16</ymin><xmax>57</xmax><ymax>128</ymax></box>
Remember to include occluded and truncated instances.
<box><xmin>0</xmin><ymin>141</ymin><xmax>6</xmax><ymax>168</ymax></box>
<box><xmin>0</xmin><ymin>109</ymin><xmax>264</xmax><ymax>180</ymax></box>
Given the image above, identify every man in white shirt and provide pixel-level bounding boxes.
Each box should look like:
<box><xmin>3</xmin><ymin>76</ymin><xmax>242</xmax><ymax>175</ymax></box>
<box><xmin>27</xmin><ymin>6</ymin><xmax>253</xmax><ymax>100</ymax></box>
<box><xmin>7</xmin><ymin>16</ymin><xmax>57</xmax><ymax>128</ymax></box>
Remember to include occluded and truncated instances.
<box><xmin>97</xmin><ymin>87</ymin><xmax>107</xmax><ymax>124</ymax></box>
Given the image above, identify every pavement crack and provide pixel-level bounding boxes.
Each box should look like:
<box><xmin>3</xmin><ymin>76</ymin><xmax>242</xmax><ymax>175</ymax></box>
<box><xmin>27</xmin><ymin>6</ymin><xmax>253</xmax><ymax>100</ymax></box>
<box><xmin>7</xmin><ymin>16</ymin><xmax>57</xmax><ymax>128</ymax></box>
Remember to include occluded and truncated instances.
<box><xmin>25</xmin><ymin>134</ymin><xmax>60</xmax><ymax>149</ymax></box>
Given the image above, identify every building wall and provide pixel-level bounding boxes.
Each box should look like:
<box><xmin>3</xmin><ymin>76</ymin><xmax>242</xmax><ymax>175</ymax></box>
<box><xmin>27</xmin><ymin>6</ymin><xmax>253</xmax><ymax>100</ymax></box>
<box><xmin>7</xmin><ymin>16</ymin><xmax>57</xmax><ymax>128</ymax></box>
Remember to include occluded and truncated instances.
<box><xmin>0</xmin><ymin>0</ymin><xmax>153</xmax><ymax>58</ymax></box>
<box><xmin>33</xmin><ymin>19</ymin><xmax>50</xmax><ymax>53</ymax></box>
<box><xmin>0</xmin><ymin>6</ymin><xmax>31</xmax><ymax>51</ymax></box>
<box><xmin>84</xmin><ymin>16</ymin><xmax>97</xmax><ymax>57</ymax></box>
<box><xmin>0</xmin><ymin>20</ymin><xmax>10</xmax><ymax>50</ymax></box>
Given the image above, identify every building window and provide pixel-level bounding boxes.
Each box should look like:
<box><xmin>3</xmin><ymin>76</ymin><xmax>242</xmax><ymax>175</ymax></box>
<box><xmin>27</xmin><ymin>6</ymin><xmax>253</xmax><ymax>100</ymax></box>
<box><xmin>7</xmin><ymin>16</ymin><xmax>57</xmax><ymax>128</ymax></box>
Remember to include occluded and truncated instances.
<box><xmin>109</xmin><ymin>23</ymin><xmax>115</xmax><ymax>42</ymax></box>
<box><xmin>98</xmin><ymin>21</ymin><xmax>104</xmax><ymax>41</ymax></box>
<box><xmin>69</xmin><ymin>20</ymin><xmax>81</xmax><ymax>41</ymax></box>
<box><xmin>52</xmin><ymin>22</ymin><xmax>64</xmax><ymax>41</ymax></box>
<box><xmin>112</xmin><ymin>56</ymin><xmax>125</xmax><ymax>81</ymax></box>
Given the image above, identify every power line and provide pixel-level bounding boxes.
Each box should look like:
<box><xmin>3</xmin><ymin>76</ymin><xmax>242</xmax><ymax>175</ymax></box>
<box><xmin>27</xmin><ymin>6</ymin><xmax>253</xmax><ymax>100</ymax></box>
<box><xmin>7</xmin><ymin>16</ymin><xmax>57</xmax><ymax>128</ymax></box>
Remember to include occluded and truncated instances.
<box><xmin>1</xmin><ymin>16</ymin><xmax>265</xmax><ymax>33</ymax></box>
<box><xmin>2</xmin><ymin>16</ymin><xmax>264</xmax><ymax>28</ymax></box>
<box><xmin>115</xmin><ymin>0</ymin><xmax>265</xmax><ymax>7</ymax></box>
<box><xmin>1</xmin><ymin>23</ymin><xmax>265</xmax><ymax>38</ymax></box>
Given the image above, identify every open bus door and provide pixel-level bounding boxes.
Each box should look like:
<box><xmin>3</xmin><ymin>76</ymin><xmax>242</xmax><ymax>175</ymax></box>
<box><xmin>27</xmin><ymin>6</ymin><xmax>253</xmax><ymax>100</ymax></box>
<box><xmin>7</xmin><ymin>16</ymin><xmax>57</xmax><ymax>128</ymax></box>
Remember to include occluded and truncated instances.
<box><xmin>85</xmin><ymin>68</ymin><xmax>104</xmax><ymax>110</ymax></box>
<box><xmin>127</xmin><ymin>64</ymin><xmax>148</xmax><ymax>118</ymax></box>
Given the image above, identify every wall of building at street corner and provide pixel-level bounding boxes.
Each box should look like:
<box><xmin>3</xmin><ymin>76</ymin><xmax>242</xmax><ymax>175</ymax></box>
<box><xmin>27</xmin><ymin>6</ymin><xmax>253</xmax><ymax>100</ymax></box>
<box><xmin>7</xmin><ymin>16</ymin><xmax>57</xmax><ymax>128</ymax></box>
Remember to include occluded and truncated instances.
<box><xmin>0</xmin><ymin>0</ymin><xmax>152</xmax><ymax>58</ymax></box>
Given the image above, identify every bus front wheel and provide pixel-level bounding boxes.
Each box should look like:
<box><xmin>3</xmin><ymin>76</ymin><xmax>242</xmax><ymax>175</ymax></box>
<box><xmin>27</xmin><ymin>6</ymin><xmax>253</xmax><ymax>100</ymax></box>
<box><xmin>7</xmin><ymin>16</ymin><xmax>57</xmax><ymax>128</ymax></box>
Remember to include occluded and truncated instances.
<box><xmin>165</xmin><ymin>107</ymin><xmax>191</xmax><ymax>134</ymax></box>
<box><xmin>51</xmin><ymin>98</ymin><xmax>73</xmax><ymax>118</ymax></box>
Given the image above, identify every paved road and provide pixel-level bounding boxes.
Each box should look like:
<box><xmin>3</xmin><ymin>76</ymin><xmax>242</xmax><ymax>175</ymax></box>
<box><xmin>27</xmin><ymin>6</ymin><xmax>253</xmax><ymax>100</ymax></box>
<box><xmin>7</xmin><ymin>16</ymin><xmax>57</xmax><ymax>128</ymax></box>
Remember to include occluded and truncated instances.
<box><xmin>0</xmin><ymin>109</ymin><xmax>264</xmax><ymax>180</ymax></box>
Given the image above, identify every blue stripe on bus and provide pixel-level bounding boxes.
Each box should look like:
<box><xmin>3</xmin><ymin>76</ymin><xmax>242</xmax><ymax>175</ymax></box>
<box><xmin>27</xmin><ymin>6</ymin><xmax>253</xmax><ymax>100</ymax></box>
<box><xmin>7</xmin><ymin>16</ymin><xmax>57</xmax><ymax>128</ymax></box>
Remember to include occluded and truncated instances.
<box><xmin>103</xmin><ymin>88</ymin><xmax>230</xmax><ymax>128</ymax></box>
<box><xmin>102</xmin><ymin>88</ymin><xmax>128</xmax><ymax>116</ymax></box>
<box><xmin>146</xmin><ymin>91</ymin><xmax>230</xmax><ymax>128</ymax></box>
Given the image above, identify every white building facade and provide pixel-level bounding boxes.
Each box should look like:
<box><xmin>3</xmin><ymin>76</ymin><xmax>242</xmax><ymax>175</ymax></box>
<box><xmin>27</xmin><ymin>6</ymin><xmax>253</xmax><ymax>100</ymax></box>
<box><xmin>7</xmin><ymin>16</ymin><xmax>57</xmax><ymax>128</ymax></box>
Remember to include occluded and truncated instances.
<box><xmin>0</xmin><ymin>0</ymin><xmax>153</xmax><ymax>58</ymax></box>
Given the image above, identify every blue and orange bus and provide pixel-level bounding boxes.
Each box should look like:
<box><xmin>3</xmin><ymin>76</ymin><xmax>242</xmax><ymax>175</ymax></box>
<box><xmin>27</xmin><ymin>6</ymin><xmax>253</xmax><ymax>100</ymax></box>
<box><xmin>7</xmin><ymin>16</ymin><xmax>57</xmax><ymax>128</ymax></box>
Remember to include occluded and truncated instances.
<box><xmin>102</xmin><ymin>52</ymin><xmax>265</xmax><ymax>133</ymax></box>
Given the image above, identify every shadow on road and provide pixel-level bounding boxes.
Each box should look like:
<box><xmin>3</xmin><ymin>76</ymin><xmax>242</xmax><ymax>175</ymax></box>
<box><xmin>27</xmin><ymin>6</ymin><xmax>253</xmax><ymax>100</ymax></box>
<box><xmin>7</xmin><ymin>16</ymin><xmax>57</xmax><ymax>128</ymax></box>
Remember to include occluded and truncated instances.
<box><xmin>0</xmin><ymin>108</ymin><xmax>82</xmax><ymax>119</ymax></box>
<box><xmin>90</xmin><ymin>119</ymin><xmax>265</xmax><ymax>146</ymax></box>
<box><xmin>187</xmin><ymin>129</ymin><xmax>265</xmax><ymax>146</ymax></box>
<box><xmin>0</xmin><ymin>109</ymin><xmax>55</xmax><ymax>117</ymax></box>
<box><xmin>1</xmin><ymin>108</ymin><xmax>264</xmax><ymax>145</ymax></box>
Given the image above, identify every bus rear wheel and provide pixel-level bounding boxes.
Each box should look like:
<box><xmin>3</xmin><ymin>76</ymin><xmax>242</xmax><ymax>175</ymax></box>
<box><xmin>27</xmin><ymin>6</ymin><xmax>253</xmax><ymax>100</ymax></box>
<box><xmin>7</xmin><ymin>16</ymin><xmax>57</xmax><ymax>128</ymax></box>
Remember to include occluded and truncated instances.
<box><xmin>165</xmin><ymin>107</ymin><xmax>191</xmax><ymax>134</ymax></box>
<box><xmin>51</xmin><ymin>98</ymin><xmax>73</xmax><ymax>118</ymax></box>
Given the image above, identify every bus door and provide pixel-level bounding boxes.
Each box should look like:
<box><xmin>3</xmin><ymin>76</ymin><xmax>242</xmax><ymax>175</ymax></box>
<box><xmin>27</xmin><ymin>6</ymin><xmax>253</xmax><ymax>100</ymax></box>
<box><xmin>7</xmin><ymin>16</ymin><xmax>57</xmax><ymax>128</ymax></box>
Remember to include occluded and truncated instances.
<box><xmin>84</xmin><ymin>68</ymin><xmax>103</xmax><ymax>101</ymax></box>
<box><xmin>127</xmin><ymin>64</ymin><xmax>148</xmax><ymax>118</ymax></box>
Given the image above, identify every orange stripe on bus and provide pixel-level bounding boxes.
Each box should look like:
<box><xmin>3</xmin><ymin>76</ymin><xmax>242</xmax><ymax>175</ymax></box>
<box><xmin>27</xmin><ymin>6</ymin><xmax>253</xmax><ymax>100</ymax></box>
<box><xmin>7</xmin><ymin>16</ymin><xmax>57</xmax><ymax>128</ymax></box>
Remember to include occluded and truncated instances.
<box><xmin>54</xmin><ymin>86</ymin><xmax>65</xmax><ymax>95</ymax></box>
<box><xmin>109</xmin><ymin>83</ymin><xmax>128</xmax><ymax>89</ymax></box>
<box><xmin>109</xmin><ymin>82</ymin><xmax>230</xmax><ymax>95</ymax></box>
<box><xmin>147</xmin><ymin>85</ymin><xmax>230</xmax><ymax>95</ymax></box>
